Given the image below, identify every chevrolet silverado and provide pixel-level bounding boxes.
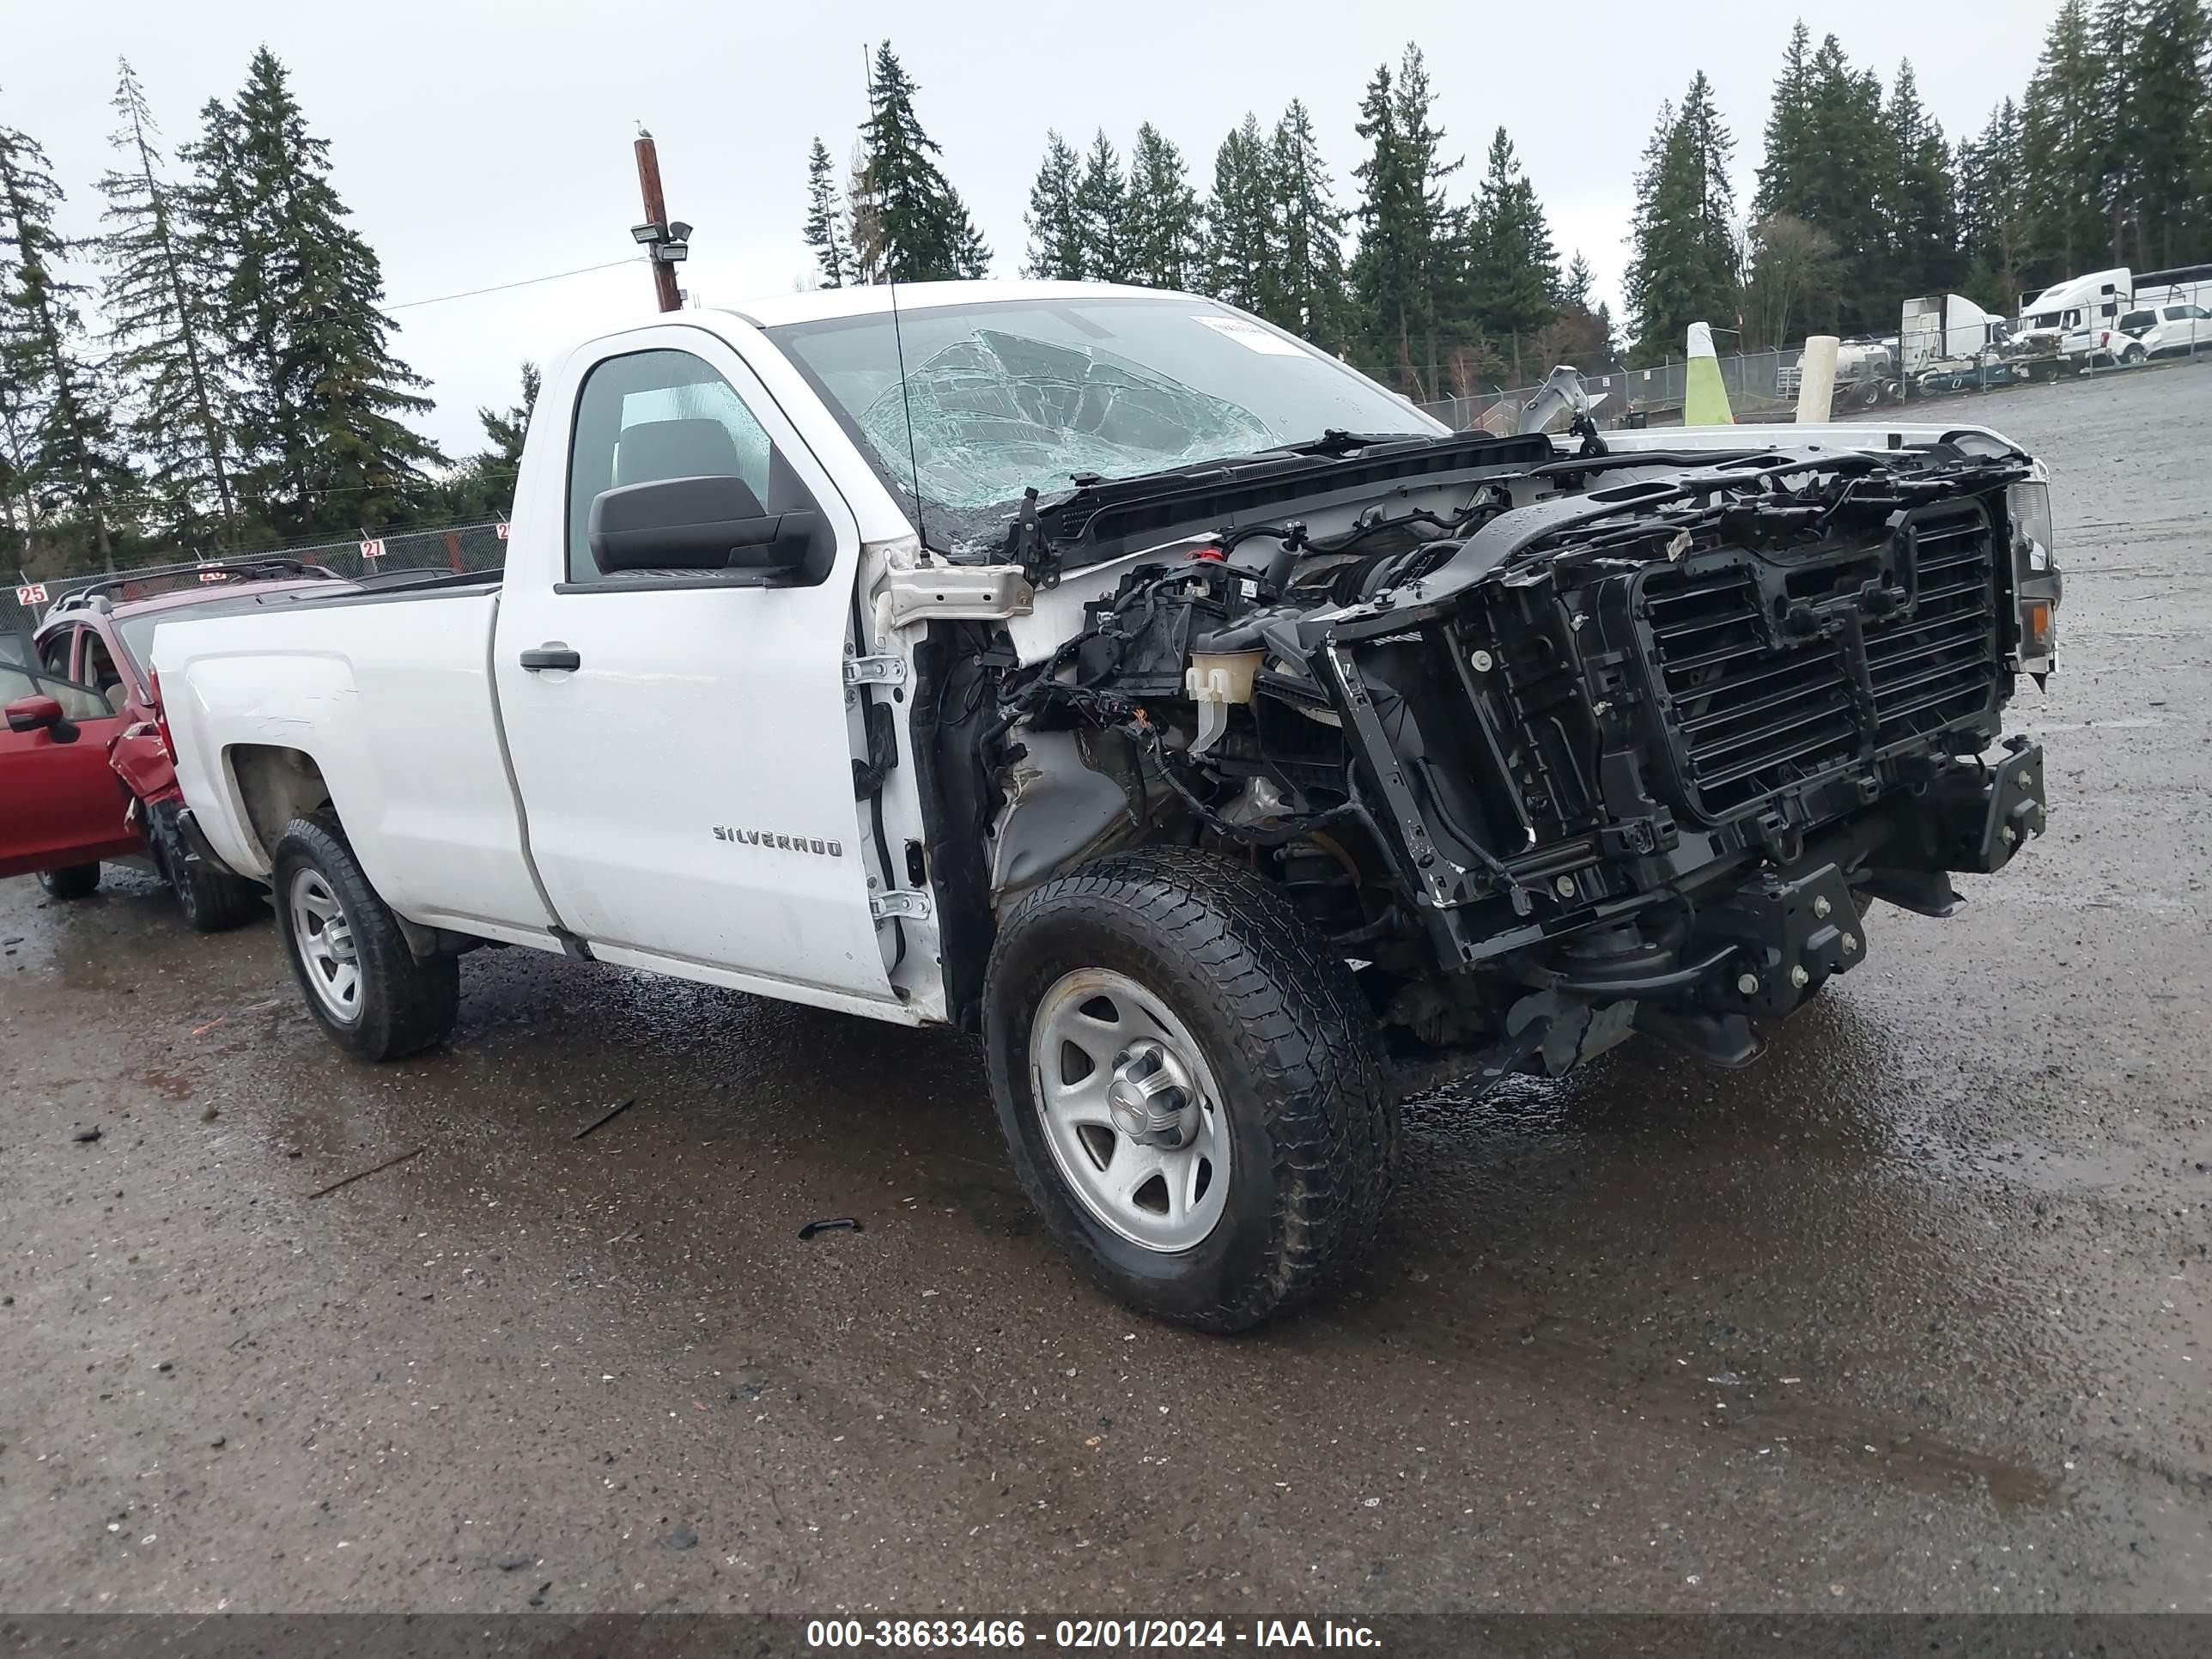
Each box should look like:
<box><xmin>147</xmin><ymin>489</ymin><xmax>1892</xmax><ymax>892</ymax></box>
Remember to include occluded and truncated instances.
<box><xmin>154</xmin><ymin>281</ymin><xmax>2059</xmax><ymax>1328</ymax></box>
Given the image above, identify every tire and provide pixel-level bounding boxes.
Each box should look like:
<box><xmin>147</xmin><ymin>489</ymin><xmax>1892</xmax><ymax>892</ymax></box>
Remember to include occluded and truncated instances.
<box><xmin>2122</xmin><ymin>344</ymin><xmax>2146</xmax><ymax>366</ymax></box>
<box><xmin>147</xmin><ymin>800</ymin><xmax>262</xmax><ymax>933</ymax></box>
<box><xmin>271</xmin><ymin>811</ymin><xmax>459</xmax><ymax>1060</ymax></box>
<box><xmin>983</xmin><ymin>848</ymin><xmax>1398</xmax><ymax>1332</ymax></box>
<box><xmin>38</xmin><ymin>864</ymin><xmax>100</xmax><ymax>900</ymax></box>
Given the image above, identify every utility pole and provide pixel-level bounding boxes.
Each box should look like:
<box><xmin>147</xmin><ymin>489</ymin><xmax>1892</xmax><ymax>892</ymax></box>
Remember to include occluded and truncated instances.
<box><xmin>630</xmin><ymin>128</ymin><xmax>690</xmax><ymax>313</ymax></box>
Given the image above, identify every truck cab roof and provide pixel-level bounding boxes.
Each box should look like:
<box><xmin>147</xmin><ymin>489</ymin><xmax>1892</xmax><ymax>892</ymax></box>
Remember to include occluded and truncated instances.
<box><xmin>720</xmin><ymin>278</ymin><xmax>1165</xmax><ymax>331</ymax></box>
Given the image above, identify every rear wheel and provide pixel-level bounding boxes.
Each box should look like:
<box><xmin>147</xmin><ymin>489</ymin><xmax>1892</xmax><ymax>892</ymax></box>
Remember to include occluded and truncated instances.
<box><xmin>2122</xmin><ymin>343</ymin><xmax>2147</xmax><ymax>366</ymax></box>
<box><xmin>148</xmin><ymin>800</ymin><xmax>261</xmax><ymax>933</ymax></box>
<box><xmin>272</xmin><ymin>812</ymin><xmax>459</xmax><ymax>1060</ymax></box>
<box><xmin>38</xmin><ymin>864</ymin><xmax>100</xmax><ymax>901</ymax></box>
<box><xmin>983</xmin><ymin>848</ymin><xmax>1398</xmax><ymax>1332</ymax></box>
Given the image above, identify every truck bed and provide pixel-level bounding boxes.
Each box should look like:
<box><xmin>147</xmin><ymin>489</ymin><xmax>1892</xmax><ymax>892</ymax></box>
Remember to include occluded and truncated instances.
<box><xmin>153</xmin><ymin>580</ymin><xmax>557</xmax><ymax>944</ymax></box>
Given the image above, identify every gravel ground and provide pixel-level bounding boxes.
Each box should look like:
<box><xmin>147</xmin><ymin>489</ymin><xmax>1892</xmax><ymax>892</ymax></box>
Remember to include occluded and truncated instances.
<box><xmin>1</xmin><ymin>362</ymin><xmax>2208</xmax><ymax>1617</ymax></box>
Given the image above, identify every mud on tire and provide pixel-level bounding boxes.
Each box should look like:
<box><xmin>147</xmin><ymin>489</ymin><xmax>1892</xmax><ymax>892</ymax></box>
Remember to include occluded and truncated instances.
<box><xmin>983</xmin><ymin>848</ymin><xmax>1399</xmax><ymax>1332</ymax></box>
<box><xmin>272</xmin><ymin>811</ymin><xmax>459</xmax><ymax>1061</ymax></box>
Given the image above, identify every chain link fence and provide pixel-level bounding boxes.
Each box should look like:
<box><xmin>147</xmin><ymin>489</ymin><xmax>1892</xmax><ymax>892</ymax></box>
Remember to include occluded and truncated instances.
<box><xmin>5</xmin><ymin>520</ymin><xmax>508</xmax><ymax>641</ymax></box>
<box><xmin>1409</xmin><ymin>347</ymin><xmax>1816</xmax><ymax>432</ymax></box>
<box><xmin>1406</xmin><ymin>327</ymin><xmax>2210</xmax><ymax>434</ymax></box>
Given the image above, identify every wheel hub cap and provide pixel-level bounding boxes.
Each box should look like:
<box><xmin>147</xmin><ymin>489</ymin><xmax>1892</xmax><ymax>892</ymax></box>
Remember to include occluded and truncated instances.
<box><xmin>1106</xmin><ymin>1040</ymin><xmax>1198</xmax><ymax>1147</ymax></box>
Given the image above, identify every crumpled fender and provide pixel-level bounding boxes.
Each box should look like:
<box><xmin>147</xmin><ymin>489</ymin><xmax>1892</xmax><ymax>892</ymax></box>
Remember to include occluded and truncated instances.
<box><xmin>109</xmin><ymin>722</ymin><xmax>179</xmax><ymax>806</ymax></box>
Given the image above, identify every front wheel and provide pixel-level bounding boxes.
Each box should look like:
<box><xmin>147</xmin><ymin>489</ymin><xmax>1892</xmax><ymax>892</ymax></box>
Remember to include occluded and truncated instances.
<box><xmin>983</xmin><ymin>849</ymin><xmax>1398</xmax><ymax>1332</ymax></box>
<box><xmin>272</xmin><ymin>812</ymin><xmax>458</xmax><ymax>1060</ymax></box>
<box><xmin>38</xmin><ymin>864</ymin><xmax>100</xmax><ymax>901</ymax></box>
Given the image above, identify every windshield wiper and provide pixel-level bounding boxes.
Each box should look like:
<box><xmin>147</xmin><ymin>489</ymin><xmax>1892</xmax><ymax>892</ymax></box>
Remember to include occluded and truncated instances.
<box><xmin>1055</xmin><ymin>431</ymin><xmax>1432</xmax><ymax>498</ymax></box>
<box><xmin>1276</xmin><ymin>429</ymin><xmax>1433</xmax><ymax>459</ymax></box>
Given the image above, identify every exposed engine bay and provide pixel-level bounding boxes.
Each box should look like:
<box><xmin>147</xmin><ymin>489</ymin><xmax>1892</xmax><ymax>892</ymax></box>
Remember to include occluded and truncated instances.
<box><xmin>901</xmin><ymin>428</ymin><xmax>2059</xmax><ymax>1094</ymax></box>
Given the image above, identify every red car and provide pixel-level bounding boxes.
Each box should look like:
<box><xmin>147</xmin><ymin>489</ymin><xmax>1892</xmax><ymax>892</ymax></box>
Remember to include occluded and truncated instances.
<box><xmin>2</xmin><ymin>558</ymin><xmax>356</xmax><ymax>929</ymax></box>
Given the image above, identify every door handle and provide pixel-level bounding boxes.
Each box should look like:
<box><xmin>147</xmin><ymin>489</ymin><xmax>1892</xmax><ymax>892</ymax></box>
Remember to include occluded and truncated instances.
<box><xmin>520</xmin><ymin>644</ymin><xmax>580</xmax><ymax>672</ymax></box>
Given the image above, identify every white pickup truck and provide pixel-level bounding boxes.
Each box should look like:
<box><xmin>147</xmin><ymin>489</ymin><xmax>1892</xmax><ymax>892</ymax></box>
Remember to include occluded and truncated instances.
<box><xmin>158</xmin><ymin>280</ymin><xmax>2059</xmax><ymax>1329</ymax></box>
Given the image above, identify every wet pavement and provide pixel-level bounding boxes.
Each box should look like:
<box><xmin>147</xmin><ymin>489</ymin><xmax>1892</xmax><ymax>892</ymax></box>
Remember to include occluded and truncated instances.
<box><xmin>2</xmin><ymin>364</ymin><xmax>2209</xmax><ymax>1616</ymax></box>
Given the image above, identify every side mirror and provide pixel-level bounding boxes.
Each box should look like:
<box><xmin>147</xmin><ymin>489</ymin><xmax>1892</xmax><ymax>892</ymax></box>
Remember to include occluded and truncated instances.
<box><xmin>5</xmin><ymin>695</ymin><xmax>78</xmax><ymax>743</ymax></box>
<box><xmin>588</xmin><ymin>474</ymin><xmax>821</xmax><ymax>575</ymax></box>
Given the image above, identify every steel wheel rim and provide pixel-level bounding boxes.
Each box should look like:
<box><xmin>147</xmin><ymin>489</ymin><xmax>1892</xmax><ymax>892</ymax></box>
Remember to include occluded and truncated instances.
<box><xmin>289</xmin><ymin>868</ymin><xmax>362</xmax><ymax>1024</ymax></box>
<box><xmin>1030</xmin><ymin>968</ymin><xmax>1231</xmax><ymax>1254</ymax></box>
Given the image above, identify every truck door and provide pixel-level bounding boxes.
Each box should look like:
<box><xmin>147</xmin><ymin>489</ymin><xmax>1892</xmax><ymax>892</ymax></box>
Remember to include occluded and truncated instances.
<box><xmin>492</xmin><ymin>331</ymin><xmax>893</xmax><ymax>1005</ymax></box>
<box><xmin>0</xmin><ymin>629</ymin><xmax>143</xmax><ymax>879</ymax></box>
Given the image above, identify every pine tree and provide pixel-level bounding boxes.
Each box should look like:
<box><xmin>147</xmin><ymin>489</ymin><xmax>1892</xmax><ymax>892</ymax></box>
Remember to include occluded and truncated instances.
<box><xmin>98</xmin><ymin>57</ymin><xmax>240</xmax><ymax>547</ymax></box>
<box><xmin>418</xmin><ymin>360</ymin><xmax>538</xmax><ymax>524</ymax></box>
<box><xmin>859</xmin><ymin>43</ymin><xmax>990</xmax><ymax>282</ymax></box>
<box><xmin>0</xmin><ymin>382</ymin><xmax>36</xmax><ymax>562</ymax></box>
<box><xmin>1531</xmin><ymin>249</ymin><xmax>1612</xmax><ymax>377</ymax></box>
<box><xmin>1956</xmin><ymin>99</ymin><xmax>2029</xmax><ymax>311</ymax></box>
<box><xmin>0</xmin><ymin>121</ymin><xmax>134</xmax><ymax>568</ymax></box>
<box><xmin>1880</xmin><ymin>61</ymin><xmax>1960</xmax><ymax>300</ymax></box>
<box><xmin>2195</xmin><ymin>66</ymin><xmax>2212</xmax><ymax>260</ymax></box>
<box><xmin>1265</xmin><ymin>100</ymin><xmax>1349</xmax><ymax>348</ymax></box>
<box><xmin>210</xmin><ymin>48</ymin><xmax>441</xmax><ymax>536</ymax></box>
<box><xmin>478</xmin><ymin>362</ymin><xmax>538</xmax><ymax>471</ymax></box>
<box><xmin>2091</xmin><ymin>0</ymin><xmax>2138</xmax><ymax>264</ymax></box>
<box><xmin>1124</xmin><ymin>124</ymin><xmax>1201</xmax><ymax>291</ymax></box>
<box><xmin>1022</xmin><ymin>131</ymin><xmax>1085</xmax><ymax>279</ymax></box>
<box><xmin>2124</xmin><ymin>0</ymin><xmax>2210</xmax><ymax>266</ymax></box>
<box><xmin>802</xmin><ymin>137</ymin><xmax>853</xmax><ymax>288</ymax></box>
<box><xmin>1563</xmin><ymin>252</ymin><xmax>1596</xmax><ymax>309</ymax></box>
<box><xmin>1754</xmin><ymin>32</ymin><xmax>1888</xmax><ymax>333</ymax></box>
<box><xmin>1466</xmin><ymin>126</ymin><xmax>1560</xmax><ymax>346</ymax></box>
<box><xmin>1755</xmin><ymin>21</ymin><xmax>1817</xmax><ymax>221</ymax></box>
<box><xmin>1202</xmin><ymin>114</ymin><xmax>1278</xmax><ymax>313</ymax></box>
<box><xmin>1349</xmin><ymin>46</ymin><xmax>1462</xmax><ymax>389</ymax></box>
<box><xmin>2021</xmin><ymin>1</ymin><xmax>2109</xmax><ymax>279</ymax></box>
<box><xmin>1625</xmin><ymin>76</ymin><xmax>1741</xmax><ymax>359</ymax></box>
<box><xmin>948</xmin><ymin>204</ymin><xmax>993</xmax><ymax>281</ymax></box>
<box><xmin>1073</xmin><ymin>131</ymin><xmax>1130</xmax><ymax>283</ymax></box>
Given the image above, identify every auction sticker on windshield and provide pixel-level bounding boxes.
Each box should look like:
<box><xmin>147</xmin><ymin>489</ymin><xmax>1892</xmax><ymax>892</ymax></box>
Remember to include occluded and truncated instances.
<box><xmin>1192</xmin><ymin>315</ymin><xmax>1304</xmax><ymax>355</ymax></box>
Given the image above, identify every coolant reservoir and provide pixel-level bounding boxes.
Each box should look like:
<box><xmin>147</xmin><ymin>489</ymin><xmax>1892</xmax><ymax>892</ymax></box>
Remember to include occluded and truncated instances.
<box><xmin>1185</xmin><ymin>650</ymin><xmax>1262</xmax><ymax>758</ymax></box>
<box><xmin>1186</xmin><ymin>650</ymin><xmax>1261</xmax><ymax>706</ymax></box>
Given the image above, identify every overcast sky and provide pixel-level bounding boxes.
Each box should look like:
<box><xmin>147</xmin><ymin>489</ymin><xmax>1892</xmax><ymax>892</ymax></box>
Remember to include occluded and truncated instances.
<box><xmin>17</xmin><ymin>0</ymin><xmax>2058</xmax><ymax>458</ymax></box>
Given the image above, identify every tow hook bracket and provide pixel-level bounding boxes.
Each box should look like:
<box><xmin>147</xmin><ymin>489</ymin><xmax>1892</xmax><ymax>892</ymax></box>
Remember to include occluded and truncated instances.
<box><xmin>844</xmin><ymin>654</ymin><xmax>907</xmax><ymax>687</ymax></box>
<box><xmin>1701</xmin><ymin>860</ymin><xmax>1863</xmax><ymax>1017</ymax></box>
<box><xmin>869</xmin><ymin>890</ymin><xmax>931</xmax><ymax>922</ymax></box>
<box><xmin>1980</xmin><ymin>739</ymin><xmax>2046</xmax><ymax>867</ymax></box>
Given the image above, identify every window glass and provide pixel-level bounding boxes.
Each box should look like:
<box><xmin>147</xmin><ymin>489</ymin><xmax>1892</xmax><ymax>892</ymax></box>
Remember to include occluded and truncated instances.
<box><xmin>1</xmin><ymin>662</ymin><xmax>112</xmax><ymax>723</ymax></box>
<box><xmin>767</xmin><ymin>295</ymin><xmax>1442</xmax><ymax>554</ymax></box>
<box><xmin>565</xmin><ymin>349</ymin><xmax>781</xmax><ymax>583</ymax></box>
<box><xmin>82</xmin><ymin>632</ymin><xmax>127</xmax><ymax>712</ymax></box>
<box><xmin>38</xmin><ymin>628</ymin><xmax>75</xmax><ymax>678</ymax></box>
<box><xmin>2124</xmin><ymin>311</ymin><xmax>2156</xmax><ymax>331</ymax></box>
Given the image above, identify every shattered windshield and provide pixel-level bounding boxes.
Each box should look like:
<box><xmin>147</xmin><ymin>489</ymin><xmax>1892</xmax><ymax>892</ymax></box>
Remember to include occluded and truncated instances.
<box><xmin>766</xmin><ymin>296</ymin><xmax>1443</xmax><ymax>552</ymax></box>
